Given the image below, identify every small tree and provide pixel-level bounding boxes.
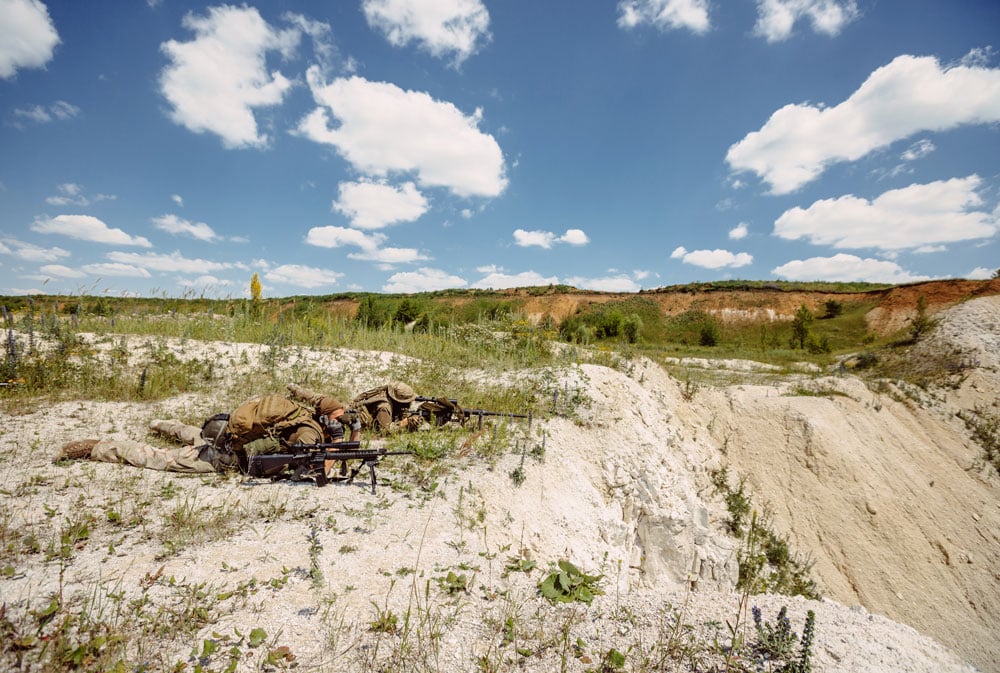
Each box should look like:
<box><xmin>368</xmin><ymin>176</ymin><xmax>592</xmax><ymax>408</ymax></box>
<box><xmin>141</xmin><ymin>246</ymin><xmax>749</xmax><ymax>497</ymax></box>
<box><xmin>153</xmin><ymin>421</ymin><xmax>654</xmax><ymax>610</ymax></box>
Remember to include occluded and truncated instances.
<box><xmin>822</xmin><ymin>299</ymin><xmax>843</xmax><ymax>319</ymax></box>
<box><xmin>790</xmin><ymin>304</ymin><xmax>813</xmax><ymax>350</ymax></box>
<box><xmin>622</xmin><ymin>314</ymin><xmax>642</xmax><ymax>344</ymax></box>
<box><xmin>908</xmin><ymin>295</ymin><xmax>935</xmax><ymax>342</ymax></box>
<box><xmin>700</xmin><ymin>319</ymin><xmax>721</xmax><ymax>347</ymax></box>
<box><xmin>250</xmin><ymin>272</ymin><xmax>262</xmax><ymax>302</ymax></box>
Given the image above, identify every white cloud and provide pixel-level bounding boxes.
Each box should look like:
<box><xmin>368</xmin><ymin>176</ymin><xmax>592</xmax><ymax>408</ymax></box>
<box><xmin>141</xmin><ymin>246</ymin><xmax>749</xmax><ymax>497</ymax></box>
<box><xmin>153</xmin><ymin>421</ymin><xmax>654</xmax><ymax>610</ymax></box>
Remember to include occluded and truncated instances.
<box><xmin>671</xmin><ymin>247</ymin><xmax>753</xmax><ymax>269</ymax></box>
<box><xmin>513</xmin><ymin>228</ymin><xmax>590</xmax><ymax>248</ymax></box>
<box><xmin>38</xmin><ymin>264</ymin><xmax>85</xmax><ymax>279</ymax></box>
<box><xmin>13</xmin><ymin>100</ymin><xmax>79</xmax><ymax>126</ymax></box>
<box><xmin>44</xmin><ymin>183</ymin><xmax>114</xmax><ymax>207</ymax></box>
<box><xmin>159</xmin><ymin>5</ymin><xmax>299</xmax><ymax>148</ymax></box>
<box><xmin>171</xmin><ymin>194</ymin><xmax>184</xmax><ymax>207</ymax></box>
<box><xmin>32</xmin><ymin>215</ymin><xmax>152</xmax><ymax>247</ymax></box>
<box><xmin>773</xmin><ymin>175</ymin><xmax>998</xmax><ymax>250</ymax></box>
<box><xmin>561</xmin><ymin>228</ymin><xmax>590</xmax><ymax>245</ymax></box>
<box><xmin>383</xmin><ymin>267</ymin><xmax>467</xmax><ymax>293</ymax></box>
<box><xmin>305</xmin><ymin>225</ymin><xmax>386</xmax><ymax>251</ymax></box>
<box><xmin>0</xmin><ymin>0</ymin><xmax>59</xmax><ymax>79</ymax></box>
<box><xmin>80</xmin><ymin>262</ymin><xmax>152</xmax><ymax>278</ymax></box>
<box><xmin>282</xmin><ymin>12</ymin><xmax>335</xmax><ymax>74</ymax></box>
<box><xmin>106</xmin><ymin>251</ymin><xmax>247</xmax><ymax>274</ymax></box>
<box><xmin>0</xmin><ymin>238</ymin><xmax>69</xmax><ymax>262</ymax></box>
<box><xmin>298</xmin><ymin>68</ymin><xmax>507</xmax><ymax>198</ymax></box>
<box><xmin>513</xmin><ymin>229</ymin><xmax>556</xmax><ymax>248</ymax></box>
<box><xmin>471</xmin><ymin>270</ymin><xmax>559</xmax><ymax>290</ymax></box>
<box><xmin>753</xmin><ymin>0</ymin><xmax>858</xmax><ymax>42</ymax></box>
<box><xmin>729</xmin><ymin>222</ymin><xmax>749</xmax><ymax>240</ymax></box>
<box><xmin>152</xmin><ymin>214</ymin><xmax>219</xmax><ymax>242</ymax></box>
<box><xmin>264</xmin><ymin>264</ymin><xmax>343</xmax><ymax>289</ymax></box>
<box><xmin>966</xmin><ymin>266</ymin><xmax>996</xmax><ymax>280</ymax></box>
<box><xmin>772</xmin><ymin>254</ymin><xmax>931</xmax><ymax>283</ymax></box>
<box><xmin>348</xmin><ymin>247</ymin><xmax>427</xmax><ymax>264</ymax></box>
<box><xmin>565</xmin><ymin>275</ymin><xmax>642</xmax><ymax>292</ymax></box>
<box><xmin>333</xmin><ymin>179</ymin><xmax>428</xmax><ymax>230</ymax></box>
<box><xmin>177</xmin><ymin>274</ymin><xmax>233</xmax><ymax>290</ymax></box>
<box><xmin>726</xmin><ymin>55</ymin><xmax>1000</xmax><ymax>194</ymax></box>
<box><xmin>617</xmin><ymin>0</ymin><xmax>710</xmax><ymax>34</ymax></box>
<box><xmin>363</xmin><ymin>0</ymin><xmax>491</xmax><ymax>66</ymax></box>
<box><xmin>900</xmin><ymin>138</ymin><xmax>935</xmax><ymax>162</ymax></box>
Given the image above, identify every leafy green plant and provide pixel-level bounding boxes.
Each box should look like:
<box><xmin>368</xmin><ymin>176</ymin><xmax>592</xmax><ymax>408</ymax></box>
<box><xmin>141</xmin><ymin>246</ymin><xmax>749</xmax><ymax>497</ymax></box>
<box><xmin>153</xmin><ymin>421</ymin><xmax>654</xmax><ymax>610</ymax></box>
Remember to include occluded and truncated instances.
<box><xmin>538</xmin><ymin>559</ymin><xmax>604</xmax><ymax>604</ymax></box>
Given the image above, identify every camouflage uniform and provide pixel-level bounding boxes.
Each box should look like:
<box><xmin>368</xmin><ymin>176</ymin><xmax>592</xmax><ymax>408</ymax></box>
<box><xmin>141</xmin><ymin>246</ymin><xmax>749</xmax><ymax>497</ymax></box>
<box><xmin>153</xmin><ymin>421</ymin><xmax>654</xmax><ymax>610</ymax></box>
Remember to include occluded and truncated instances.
<box><xmin>89</xmin><ymin>436</ymin><xmax>231</xmax><ymax>473</ymax></box>
<box><xmin>347</xmin><ymin>382</ymin><xmax>421</xmax><ymax>434</ymax></box>
<box><xmin>57</xmin><ymin>395</ymin><xmax>338</xmax><ymax>474</ymax></box>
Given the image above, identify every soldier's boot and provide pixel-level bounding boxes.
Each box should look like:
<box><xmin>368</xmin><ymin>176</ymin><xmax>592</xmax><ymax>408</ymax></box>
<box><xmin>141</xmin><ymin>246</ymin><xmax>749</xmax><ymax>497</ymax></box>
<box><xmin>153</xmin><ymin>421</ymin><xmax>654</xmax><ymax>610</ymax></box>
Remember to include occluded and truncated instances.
<box><xmin>54</xmin><ymin>439</ymin><xmax>99</xmax><ymax>462</ymax></box>
<box><xmin>149</xmin><ymin>419</ymin><xmax>171</xmax><ymax>434</ymax></box>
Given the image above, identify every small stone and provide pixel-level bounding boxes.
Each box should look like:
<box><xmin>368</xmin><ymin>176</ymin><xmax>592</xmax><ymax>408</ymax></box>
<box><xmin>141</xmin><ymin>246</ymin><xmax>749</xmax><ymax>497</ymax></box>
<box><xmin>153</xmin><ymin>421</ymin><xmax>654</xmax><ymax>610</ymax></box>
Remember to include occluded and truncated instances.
<box><xmin>865</xmin><ymin>500</ymin><xmax>877</xmax><ymax>515</ymax></box>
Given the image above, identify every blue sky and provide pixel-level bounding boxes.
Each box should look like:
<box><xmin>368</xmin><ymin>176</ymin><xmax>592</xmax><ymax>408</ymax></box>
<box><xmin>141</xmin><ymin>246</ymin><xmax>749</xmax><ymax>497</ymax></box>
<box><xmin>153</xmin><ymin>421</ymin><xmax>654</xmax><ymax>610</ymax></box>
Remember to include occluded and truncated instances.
<box><xmin>1</xmin><ymin>0</ymin><xmax>998</xmax><ymax>298</ymax></box>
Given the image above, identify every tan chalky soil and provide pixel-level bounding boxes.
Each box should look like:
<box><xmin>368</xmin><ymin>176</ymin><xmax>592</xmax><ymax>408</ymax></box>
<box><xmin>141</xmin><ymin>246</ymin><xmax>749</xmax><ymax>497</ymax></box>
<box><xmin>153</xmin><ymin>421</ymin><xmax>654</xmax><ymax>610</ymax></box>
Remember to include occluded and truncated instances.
<box><xmin>1</xmin><ymin>296</ymin><xmax>998</xmax><ymax>672</ymax></box>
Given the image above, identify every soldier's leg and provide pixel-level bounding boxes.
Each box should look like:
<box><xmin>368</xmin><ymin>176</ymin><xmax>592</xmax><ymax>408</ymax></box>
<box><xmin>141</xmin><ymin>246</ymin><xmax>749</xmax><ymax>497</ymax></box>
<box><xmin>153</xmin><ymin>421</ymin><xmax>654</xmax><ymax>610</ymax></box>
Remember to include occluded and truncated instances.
<box><xmin>149</xmin><ymin>419</ymin><xmax>202</xmax><ymax>445</ymax></box>
<box><xmin>90</xmin><ymin>439</ymin><xmax>216</xmax><ymax>473</ymax></box>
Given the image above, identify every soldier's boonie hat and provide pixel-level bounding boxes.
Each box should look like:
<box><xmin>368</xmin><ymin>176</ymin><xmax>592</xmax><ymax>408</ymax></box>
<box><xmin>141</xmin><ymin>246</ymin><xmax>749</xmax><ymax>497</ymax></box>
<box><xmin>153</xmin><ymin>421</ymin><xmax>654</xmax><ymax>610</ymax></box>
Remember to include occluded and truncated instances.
<box><xmin>387</xmin><ymin>382</ymin><xmax>415</xmax><ymax>403</ymax></box>
<box><xmin>317</xmin><ymin>397</ymin><xmax>345</xmax><ymax>418</ymax></box>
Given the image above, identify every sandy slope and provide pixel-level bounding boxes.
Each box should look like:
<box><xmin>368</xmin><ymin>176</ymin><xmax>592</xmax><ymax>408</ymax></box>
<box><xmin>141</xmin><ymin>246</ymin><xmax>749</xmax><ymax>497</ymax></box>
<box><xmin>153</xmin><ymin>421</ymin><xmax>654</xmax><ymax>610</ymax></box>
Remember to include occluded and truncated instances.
<box><xmin>1</xmin><ymin>297</ymin><xmax>998</xmax><ymax>672</ymax></box>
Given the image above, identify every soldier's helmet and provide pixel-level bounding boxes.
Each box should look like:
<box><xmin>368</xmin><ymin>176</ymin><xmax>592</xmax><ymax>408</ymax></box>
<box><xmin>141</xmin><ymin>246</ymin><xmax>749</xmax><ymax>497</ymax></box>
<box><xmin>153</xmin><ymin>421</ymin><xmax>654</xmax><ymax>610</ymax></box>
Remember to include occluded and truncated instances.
<box><xmin>200</xmin><ymin>413</ymin><xmax>231</xmax><ymax>448</ymax></box>
<box><xmin>387</xmin><ymin>382</ymin><xmax>415</xmax><ymax>404</ymax></box>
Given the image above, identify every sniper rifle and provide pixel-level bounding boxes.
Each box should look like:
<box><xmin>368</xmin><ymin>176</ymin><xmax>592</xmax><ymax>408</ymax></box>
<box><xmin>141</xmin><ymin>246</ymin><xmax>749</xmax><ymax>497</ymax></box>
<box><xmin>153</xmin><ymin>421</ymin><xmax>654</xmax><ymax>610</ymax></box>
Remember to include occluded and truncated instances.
<box><xmin>245</xmin><ymin>440</ymin><xmax>411</xmax><ymax>494</ymax></box>
<box><xmin>412</xmin><ymin>395</ymin><xmax>531</xmax><ymax>429</ymax></box>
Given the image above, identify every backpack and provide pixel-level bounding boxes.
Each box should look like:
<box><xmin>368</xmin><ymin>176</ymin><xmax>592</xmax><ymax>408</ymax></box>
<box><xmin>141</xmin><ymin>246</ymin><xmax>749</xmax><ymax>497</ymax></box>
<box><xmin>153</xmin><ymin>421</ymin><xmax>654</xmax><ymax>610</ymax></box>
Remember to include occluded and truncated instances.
<box><xmin>225</xmin><ymin>395</ymin><xmax>321</xmax><ymax>448</ymax></box>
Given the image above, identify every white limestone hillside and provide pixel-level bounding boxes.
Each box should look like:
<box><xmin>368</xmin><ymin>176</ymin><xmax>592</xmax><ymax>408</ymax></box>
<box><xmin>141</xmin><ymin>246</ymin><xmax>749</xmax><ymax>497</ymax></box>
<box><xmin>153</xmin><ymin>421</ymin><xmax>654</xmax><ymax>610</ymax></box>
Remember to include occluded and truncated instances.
<box><xmin>1</xmin><ymin>297</ymin><xmax>997</xmax><ymax>672</ymax></box>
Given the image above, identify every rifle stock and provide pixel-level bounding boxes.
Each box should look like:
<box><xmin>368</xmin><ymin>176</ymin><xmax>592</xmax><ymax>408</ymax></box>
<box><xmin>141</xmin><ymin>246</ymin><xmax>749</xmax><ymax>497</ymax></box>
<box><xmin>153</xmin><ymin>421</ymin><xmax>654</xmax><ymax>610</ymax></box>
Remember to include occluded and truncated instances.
<box><xmin>245</xmin><ymin>442</ymin><xmax>410</xmax><ymax>494</ymax></box>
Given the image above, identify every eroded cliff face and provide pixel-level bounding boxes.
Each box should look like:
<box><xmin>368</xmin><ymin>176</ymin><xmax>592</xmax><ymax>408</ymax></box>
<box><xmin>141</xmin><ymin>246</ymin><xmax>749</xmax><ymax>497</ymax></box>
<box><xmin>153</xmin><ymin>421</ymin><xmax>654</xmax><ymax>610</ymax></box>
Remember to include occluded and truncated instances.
<box><xmin>527</xmin><ymin>296</ymin><xmax>1000</xmax><ymax>670</ymax></box>
<box><xmin>665</xmin><ymin>296</ymin><xmax>1000</xmax><ymax>672</ymax></box>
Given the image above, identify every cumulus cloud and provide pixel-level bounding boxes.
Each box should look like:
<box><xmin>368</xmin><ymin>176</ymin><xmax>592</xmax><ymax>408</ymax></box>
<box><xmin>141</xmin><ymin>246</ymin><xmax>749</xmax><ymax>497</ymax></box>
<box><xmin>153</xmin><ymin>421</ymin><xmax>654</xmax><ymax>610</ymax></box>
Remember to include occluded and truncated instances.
<box><xmin>773</xmin><ymin>175</ymin><xmax>998</xmax><ymax>251</ymax></box>
<box><xmin>729</xmin><ymin>223</ymin><xmax>749</xmax><ymax>240</ymax></box>
<box><xmin>333</xmin><ymin>179</ymin><xmax>428</xmax><ymax>230</ymax></box>
<box><xmin>383</xmin><ymin>267</ymin><xmax>467</xmax><ymax>293</ymax></box>
<box><xmin>471</xmin><ymin>269</ymin><xmax>559</xmax><ymax>290</ymax></box>
<box><xmin>32</xmin><ymin>215</ymin><xmax>151</xmax><ymax>247</ymax></box>
<box><xmin>0</xmin><ymin>237</ymin><xmax>69</xmax><ymax>263</ymax></box>
<box><xmin>12</xmin><ymin>100</ymin><xmax>79</xmax><ymax>127</ymax></box>
<box><xmin>363</xmin><ymin>0</ymin><xmax>491</xmax><ymax>66</ymax></box>
<box><xmin>38</xmin><ymin>264</ymin><xmax>85</xmax><ymax>279</ymax></box>
<box><xmin>348</xmin><ymin>246</ymin><xmax>427</xmax><ymax>265</ymax></box>
<box><xmin>264</xmin><ymin>264</ymin><xmax>343</xmax><ymax>289</ymax></box>
<box><xmin>159</xmin><ymin>5</ymin><xmax>299</xmax><ymax>148</ymax></box>
<box><xmin>671</xmin><ymin>246</ymin><xmax>753</xmax><ymax>269</ymax></box>
<box><xmin>152</xmin><ymin>214</ymin><xmax>220</xmax><ymax>242</ymax></box>
<box><xmin>0</xmin><ymin>0</ymin><xmax>60</xmax><ymax>79</ymax></box>
<box><xmin>726</xmin><ymin>54</ymin><xmax>1000</xmax><ymax>194</ymax></box>
<box><xmin>80</xmin><ymin>262</ymin><xmax>152</xmax><ymax>278</ymax></box>
<box><xmin>513</xmin><ymin>228</ymin><xmax>590</xmax><ymax>248</ymax></box>
<box><xmin>305</xmin><ymin>225</ymin><xmax>425</xmax><ymax>265</ymax></box>
<box><xmin>753</xmin><ymin>0</ymin><xmax>858</xmax><ymax>42</ymax></box>
<box><xmin>178</xmin><ymin>274</ymin><xmax>233</xmax><ymax>290</ymax></box>
<box><xmin>966</xmin><ymin>267</ymin><xmax>996</xmax><ymax>280</ymax></box>
<box><xmin>564</xmin><ymin>275</ymin><xmax>642</xmax><ymax>292</ymax></box>
<box><xmin>106</xmin><ymin>251</ymin><xmax>247</xmax><ymax>275</ymax></box>
<box><xmin>305</xmin><ymin>225</ymin><xmax>386</xmax><ymax>251</ymax></box>
<box><xmin>298</xmin><ymin>68</ymin><xmax>507</xmax><ymax>198</ymax></box>
<box><xmin>772</xmin><ymin>253</ymin><xmax>931</xmax><ymax>283</ymax></box>
<box><xmin>617</xmin><ymin>0</ymin><xmax>710</xmax><ymax>34</ymax></box>
<box><xmin>171</xmin><ymin>194</ymin><xmax>184</xmax><ymax>207</ymax></box>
